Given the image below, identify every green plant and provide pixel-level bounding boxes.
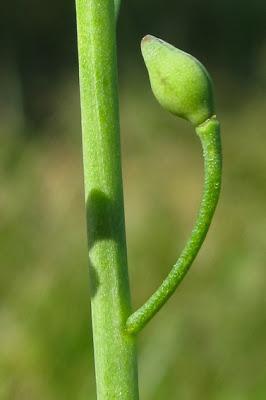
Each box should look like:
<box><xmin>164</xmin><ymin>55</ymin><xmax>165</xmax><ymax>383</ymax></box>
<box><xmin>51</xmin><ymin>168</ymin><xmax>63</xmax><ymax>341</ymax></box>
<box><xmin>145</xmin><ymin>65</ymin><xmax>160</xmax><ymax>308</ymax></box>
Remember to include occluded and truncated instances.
<box><xmin>75</xmin><ymin>2</ymin><xmax>222</xmax><ymax>399</ymax></box>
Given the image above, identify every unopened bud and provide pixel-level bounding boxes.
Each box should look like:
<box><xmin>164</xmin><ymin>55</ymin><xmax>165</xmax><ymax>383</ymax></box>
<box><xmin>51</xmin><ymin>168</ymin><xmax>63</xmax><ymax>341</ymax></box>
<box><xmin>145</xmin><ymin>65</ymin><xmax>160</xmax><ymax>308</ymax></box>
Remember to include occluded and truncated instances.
<box><xmin>141</xmin><ymin>35</ymin><xmax>215</xmax><ymax>126</ymax></box>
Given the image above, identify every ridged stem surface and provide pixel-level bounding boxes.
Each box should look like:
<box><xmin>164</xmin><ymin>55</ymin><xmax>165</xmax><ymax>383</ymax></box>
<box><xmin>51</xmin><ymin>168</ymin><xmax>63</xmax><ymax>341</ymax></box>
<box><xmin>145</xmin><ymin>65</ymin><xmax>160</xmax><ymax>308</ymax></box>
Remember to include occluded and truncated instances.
<box><xmin>75</xmin><ymin>0</ymin><xmax>139</xmax><ymax>398</ymax></box>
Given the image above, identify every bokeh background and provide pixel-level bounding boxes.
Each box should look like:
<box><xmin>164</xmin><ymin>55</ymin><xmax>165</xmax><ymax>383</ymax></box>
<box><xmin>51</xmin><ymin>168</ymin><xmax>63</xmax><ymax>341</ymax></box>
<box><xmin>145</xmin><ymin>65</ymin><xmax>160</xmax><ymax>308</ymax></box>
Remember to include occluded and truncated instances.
<box><xmin>1</xmin><ymin>1</ymin><xmax>266</xmax><ymax>399</ymax></box>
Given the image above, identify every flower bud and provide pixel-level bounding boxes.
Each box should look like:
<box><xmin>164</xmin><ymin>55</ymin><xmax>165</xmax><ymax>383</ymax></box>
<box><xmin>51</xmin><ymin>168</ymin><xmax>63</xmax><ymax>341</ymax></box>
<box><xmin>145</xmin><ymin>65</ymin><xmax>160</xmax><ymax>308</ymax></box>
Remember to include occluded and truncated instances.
<box><xmin>141</xmin><ymin>35</ymin><xmax>215</xmax><ymax>126</ymax></box>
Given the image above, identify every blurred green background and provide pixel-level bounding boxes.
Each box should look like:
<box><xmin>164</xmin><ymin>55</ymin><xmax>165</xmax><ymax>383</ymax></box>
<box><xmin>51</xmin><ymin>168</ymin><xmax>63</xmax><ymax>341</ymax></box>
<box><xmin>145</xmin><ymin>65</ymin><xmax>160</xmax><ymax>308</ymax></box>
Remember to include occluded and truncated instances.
<box><xmin>1</xmin><ymin>0</ymin><xmax>266</xmax><ymax>399</ymax></box>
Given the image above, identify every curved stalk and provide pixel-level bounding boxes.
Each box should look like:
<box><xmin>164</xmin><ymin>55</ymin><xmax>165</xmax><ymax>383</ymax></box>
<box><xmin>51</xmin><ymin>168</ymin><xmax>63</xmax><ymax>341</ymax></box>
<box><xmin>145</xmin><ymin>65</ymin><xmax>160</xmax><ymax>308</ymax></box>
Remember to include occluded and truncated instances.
<box><xmin>126</xmin><ymin>117</ymin><xmax>222</xmax><ymax>334</ymax></box>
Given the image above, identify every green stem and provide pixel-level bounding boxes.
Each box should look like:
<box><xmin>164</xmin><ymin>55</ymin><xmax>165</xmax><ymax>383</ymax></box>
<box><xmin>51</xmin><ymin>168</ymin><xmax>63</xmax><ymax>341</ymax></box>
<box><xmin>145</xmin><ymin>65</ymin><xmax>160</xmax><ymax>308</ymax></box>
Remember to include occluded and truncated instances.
<box><xmin>75</xmin><ymin>0</ymin><xmax>139</xmax><ymax>398</ymax></box>
<box><xmin>126</xmin><ymin>117</ymin><xmax>222</xmax><ymax>334</ymax></box>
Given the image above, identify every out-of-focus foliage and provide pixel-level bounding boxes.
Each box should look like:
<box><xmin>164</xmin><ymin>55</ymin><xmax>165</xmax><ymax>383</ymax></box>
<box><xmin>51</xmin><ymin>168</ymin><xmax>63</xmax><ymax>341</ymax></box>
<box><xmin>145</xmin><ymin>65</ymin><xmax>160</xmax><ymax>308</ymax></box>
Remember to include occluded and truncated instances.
<box><xmin>1</xmin><ymin>0</ymin><xmax>266</xmax><ymax>399</ymax></box>
<box><xmin>1</xmin><ymin>82</ymin><xmax>266</xmax><ymax>398</ymax></box>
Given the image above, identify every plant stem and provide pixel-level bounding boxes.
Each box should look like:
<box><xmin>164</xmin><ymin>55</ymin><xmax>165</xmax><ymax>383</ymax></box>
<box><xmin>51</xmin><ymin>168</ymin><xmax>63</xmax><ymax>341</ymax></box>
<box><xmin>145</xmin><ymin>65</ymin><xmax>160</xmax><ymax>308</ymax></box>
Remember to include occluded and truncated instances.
<box><xmin>75</xmin><ymin>0</ymin><xmax>139</xmax><ymax>398</ymax></box>
<box><xmin>126</xmin><ymin>117</ymin><xmax>222</xmax><ymax>334</ymax></box>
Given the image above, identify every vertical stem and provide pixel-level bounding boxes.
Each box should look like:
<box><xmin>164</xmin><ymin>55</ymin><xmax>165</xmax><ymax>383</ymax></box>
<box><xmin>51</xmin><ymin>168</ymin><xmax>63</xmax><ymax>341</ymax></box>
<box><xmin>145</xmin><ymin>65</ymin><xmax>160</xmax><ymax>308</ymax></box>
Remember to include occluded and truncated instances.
<box><xmin>75</xmin><ymin>0</ymin><xmax>139</xmax><ymax>398</ymax></box>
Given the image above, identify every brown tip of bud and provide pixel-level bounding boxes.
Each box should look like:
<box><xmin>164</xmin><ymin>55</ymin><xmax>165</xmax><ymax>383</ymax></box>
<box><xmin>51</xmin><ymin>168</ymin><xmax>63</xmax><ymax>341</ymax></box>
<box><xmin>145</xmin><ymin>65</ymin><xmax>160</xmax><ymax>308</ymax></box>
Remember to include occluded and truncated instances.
<box><xmin>141</xmin><ymin>35</ymin><xmax>154</xmax><ymax>45</ymax></box>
